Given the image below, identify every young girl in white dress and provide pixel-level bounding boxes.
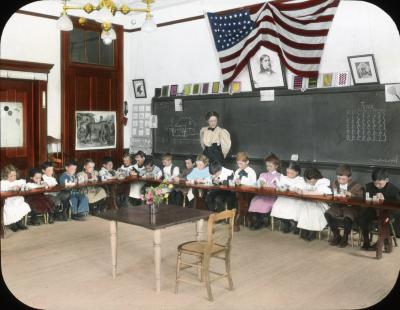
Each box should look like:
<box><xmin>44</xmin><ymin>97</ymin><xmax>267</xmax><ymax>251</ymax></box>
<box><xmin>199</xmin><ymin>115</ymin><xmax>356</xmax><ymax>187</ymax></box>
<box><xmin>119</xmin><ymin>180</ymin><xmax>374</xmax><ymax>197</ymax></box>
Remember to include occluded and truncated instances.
<box><xmin>295</xmin><ymin>167</ymin><xmax>332</xmax><ymax>241</ymax></box>
<box><xmin>1</xmin><ymin>165</ymin><xmax>30</xmax><ymax>232</ymax></box>
<box><xmin>270</xmin><ymin>161</ymin><xmax>305</xmax><ymax>233</ymax></box>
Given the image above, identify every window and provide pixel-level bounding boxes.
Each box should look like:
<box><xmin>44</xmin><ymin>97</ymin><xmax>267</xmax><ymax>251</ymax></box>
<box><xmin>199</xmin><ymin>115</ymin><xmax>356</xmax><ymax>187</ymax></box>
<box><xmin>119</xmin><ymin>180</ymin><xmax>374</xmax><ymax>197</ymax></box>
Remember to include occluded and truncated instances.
<box><xmin>70</xmin><ymin>28</ymin><xmax>114</xmax><ymax>67</ymax></box>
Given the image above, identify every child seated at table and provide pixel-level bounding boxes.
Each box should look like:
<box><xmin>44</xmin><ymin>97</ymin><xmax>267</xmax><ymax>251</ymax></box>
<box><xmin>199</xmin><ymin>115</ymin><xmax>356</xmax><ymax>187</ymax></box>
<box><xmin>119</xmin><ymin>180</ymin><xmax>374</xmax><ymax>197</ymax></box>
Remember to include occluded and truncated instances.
<box><xmin>205</xmin><ymin>161</ymin><xmax>235</xmax><ymax>212</ymax></box>
<box><xmin>172</xmin><ymin>155</ymin><xmax>196</xmax><ymax>207</ymax></box>
<box><xmin>143</xmin><ymin>156</ymin><xmax>162</xmax><ymax>179</ymax></box>
<box><xmin>129</xmin><ymin>150</ymin><xmax>147</xmax><ymax>206</ymax></box>
<box><xmin>119</xmin><ymin>153</ymin><xmax>136</xmax><ymax>175</ymax></box>
<box><xmin>99</xmin><ymin>156</ymin><xmax>117</xmax><ymax>180</ymax></box>
<box><xmin>1</xmin><ymin>165</ymin><xmax>30</xmax><ymax>232</ymax></box>
<box><xmin>233</xmin><ymin>152</ymin><xmax>257</xmax><ymax>186</ymax></box>
<box><xmin>25</xmin><ymin>168</ymin><xmax>57</xmax><ymax>225</ymax></box>
<box><xmin>359</xmin><ymin>168</ymin><xmax>400</xmax><ymax>251</ymax></box>
<box><xmin>186</xmin><ymin>155</ymin><xmax>212</xmax><ymax>208</ymax></box>
<box><xmin>77</xmin><ymin>159</ymin><xmax>108</xmax><ymax>215</ymax></box>
<box><xmin>248</xmin><ymin>154</ymin><xmax>281</xmax><ymax>230</ymax></box>
<box><xmin>324</xmin><ymin>164</ymin><xmax>364</xmax><ymax>247</ymax></box>
<box><xmin>162</xmin><ymin>153</ymin><xmax>182</xmax><ymax>205</ymax></box>
<box><xmin>296</xmin><ymin>167</ymin><xmax>332</xmax><ymax>241</ymax></box>
<box><xmin>271</xmin><ymin>161</ymin><xmax>305</xmax><ymax>234</ymax></box>
<box><xmin>41</xmin><ymin>161</ymin><xmax>71</xmax><ymax>221</ymax></box>
<box><xmin>59</xmin><ymin>160</ymin><xmax>89</xmax><ymax>221</ymax></box>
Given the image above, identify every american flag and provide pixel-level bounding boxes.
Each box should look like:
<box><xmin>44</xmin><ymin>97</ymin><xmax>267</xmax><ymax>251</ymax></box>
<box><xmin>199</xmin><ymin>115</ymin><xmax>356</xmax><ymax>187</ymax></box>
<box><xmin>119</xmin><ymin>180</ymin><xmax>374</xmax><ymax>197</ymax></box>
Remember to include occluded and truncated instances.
<box><xmin>207</xmin><ymin>0</ymin><xmax>340</xmax><ymax>85</ymax></box>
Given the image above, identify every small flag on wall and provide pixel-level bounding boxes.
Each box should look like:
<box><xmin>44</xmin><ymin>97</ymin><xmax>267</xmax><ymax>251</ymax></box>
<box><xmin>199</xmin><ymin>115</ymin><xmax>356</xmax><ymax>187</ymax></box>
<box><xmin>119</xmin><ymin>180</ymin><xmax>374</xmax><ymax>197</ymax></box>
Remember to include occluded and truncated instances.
<box><xmin>336</xmin><ymin>72</ymin><xmax>350</xmax><ymax>87</ymax></box>
<box><xmin>293</xmin><ymin>76</ymin><xmax>304</xmax><ymax>90</ymax></box>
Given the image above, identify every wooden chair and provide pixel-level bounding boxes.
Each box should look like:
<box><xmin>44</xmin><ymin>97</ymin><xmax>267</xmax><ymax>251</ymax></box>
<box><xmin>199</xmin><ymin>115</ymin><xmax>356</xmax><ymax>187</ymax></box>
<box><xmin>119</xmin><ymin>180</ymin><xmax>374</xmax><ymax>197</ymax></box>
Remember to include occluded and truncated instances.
<box><xmin>175</xmin><ymin>209</ymin><xmax>236</xmax><ymax>301</ymax></box>
<box><xmin>368</xmin><ymin>218</ymin><xmax>398</xmax><ymax>247</ymax></box>
<box><xmin>327</xmin><ymin>217</ymin><xmax>362</xmax><ymax>247</ymax></box>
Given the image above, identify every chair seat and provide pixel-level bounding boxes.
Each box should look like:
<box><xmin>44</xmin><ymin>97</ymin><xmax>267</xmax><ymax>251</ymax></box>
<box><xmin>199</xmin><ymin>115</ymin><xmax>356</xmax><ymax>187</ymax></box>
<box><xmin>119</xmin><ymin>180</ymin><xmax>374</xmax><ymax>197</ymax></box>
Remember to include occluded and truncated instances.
<box><xmin>178</xmin><ymin>241</ymin><xmax>225</xmax><ymax>255</ymax></box>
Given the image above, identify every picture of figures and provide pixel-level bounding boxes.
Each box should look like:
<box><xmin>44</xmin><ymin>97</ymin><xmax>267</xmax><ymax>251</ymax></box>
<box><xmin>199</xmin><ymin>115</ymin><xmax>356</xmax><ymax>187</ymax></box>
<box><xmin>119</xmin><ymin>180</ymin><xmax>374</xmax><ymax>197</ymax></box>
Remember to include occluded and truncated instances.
<box><xmin>75</xmin><ymin>111</ymin><xmax>116</xmax><ymax>150</ymax></box>
<box><xmin>133</xmin><ymin>79</ymin><xmax>147</xmax><ymax>98</ymax></box>
<box><xmin>1</xmin><ymin>102</ymin><xmax>23</xmax><ymax>148</ymax></box>
<box><xmin>348</xmin><ymin>54</ymin><xmax>379</xmax><ymax>85</ymax></box>
<box><xmin>248</xmin><ymin>46</ymin><xmax>286</xmax><ymax>90</ymax></box>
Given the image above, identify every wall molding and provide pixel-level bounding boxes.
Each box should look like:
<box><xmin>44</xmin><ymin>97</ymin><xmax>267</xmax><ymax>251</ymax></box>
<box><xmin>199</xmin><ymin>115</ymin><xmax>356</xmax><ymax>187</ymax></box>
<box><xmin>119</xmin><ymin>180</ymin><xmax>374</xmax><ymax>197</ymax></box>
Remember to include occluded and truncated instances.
<box><xmin>0</xmin><ymin>59</ymin><xmax>53</xmax><ymax>74</ymax></box>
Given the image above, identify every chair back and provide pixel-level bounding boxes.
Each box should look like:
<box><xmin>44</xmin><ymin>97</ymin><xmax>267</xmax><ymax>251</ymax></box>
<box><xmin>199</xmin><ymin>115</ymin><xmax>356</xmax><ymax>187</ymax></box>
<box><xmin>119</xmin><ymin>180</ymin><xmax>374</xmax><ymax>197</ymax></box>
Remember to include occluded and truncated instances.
<box><xmin>206</xmin><ymin>209</ymin><xmax>236</xmax><ymax>251</ymax></box>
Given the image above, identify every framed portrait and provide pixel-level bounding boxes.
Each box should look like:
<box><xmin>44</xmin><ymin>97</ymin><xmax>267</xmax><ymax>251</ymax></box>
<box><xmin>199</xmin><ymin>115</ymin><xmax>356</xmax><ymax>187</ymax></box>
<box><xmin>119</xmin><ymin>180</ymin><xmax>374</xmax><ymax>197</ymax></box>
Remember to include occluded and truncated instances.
<box><xmin>161</xmin><ymin>85</ymin><xmax>170</xmax><ymax>97</ymax></box>
<box><xmin>212</xmin><ymin>82</ymin><xmax>220</xmax><ymax>94</ymax></box>
<box><xmin>248</xmin><ymin>46</ymin><xmax>286</xmax><ymax>90</ymax></box>
<box><xmin>75</xmin><ymin>111</ymin><xmax>116</xmax><ymax>150</ymax></box>
<box><xmin>170</xmin><ymin>84</ymin><xmax>178</xmax><ymax>97</ymax></box>
<box><xmin>348</xmin><ymin>54</ymin><xmax>379</xmax><ymax>85</ymax></box>
<box><xmin>132</xmin><ymin>79</ymin><xmax>147</xmax><ymax>98</ymax></box>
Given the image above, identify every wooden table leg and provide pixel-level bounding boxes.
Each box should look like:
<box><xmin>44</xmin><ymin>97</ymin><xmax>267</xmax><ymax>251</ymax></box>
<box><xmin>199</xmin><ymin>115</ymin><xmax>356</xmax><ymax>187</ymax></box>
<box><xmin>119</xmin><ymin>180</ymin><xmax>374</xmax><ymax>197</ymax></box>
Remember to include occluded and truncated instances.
<box><xmin>110</xmin><ymin>220</ymin><xmax>118</xmax><ymax>278</ymax></box>
<box><xmin>234</xmin><ymin>192</ymin><xmax>243</xmax><ymax>232</ymax></box>
<box><xmin>153</xmin><ymin>229</ymin><xmax>161</xmax><ymax>292</ymax></box>
<box><xmin>376</xmin><ymin>209</ymin><xmax>392</xmax><ymax>259</ymax></box>
<box><xmin>196</xmin><ymin>219</ymin><xmax>204</xmax><ymax>280</ymax></box>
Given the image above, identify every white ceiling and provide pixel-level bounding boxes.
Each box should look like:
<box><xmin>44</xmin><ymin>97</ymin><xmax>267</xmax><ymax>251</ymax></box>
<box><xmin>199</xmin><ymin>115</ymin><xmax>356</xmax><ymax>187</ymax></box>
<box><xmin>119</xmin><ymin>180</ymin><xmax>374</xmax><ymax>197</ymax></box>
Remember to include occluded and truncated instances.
<box><xmin>18</xmin><ymin>0</ymin><xmax>266</xmax><ymax>29</ymax></box>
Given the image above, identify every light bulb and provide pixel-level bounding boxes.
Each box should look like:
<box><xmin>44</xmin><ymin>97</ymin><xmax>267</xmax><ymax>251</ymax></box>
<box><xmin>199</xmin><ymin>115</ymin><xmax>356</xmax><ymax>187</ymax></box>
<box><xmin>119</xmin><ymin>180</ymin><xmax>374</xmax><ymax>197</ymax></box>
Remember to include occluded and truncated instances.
<box><xmin>57</xmin><ymin>13</ymin><xmax>73</xmax><ymax>31</ymax></box>
<box><xmin>141</xmin><ymin>14</ymin><xmax>157</xmax><ymax>33</ymax></box>
<box><xmin>103</xmin><ymin>37</ymin><xmax>113</xmax><ymax>45</ymax></box>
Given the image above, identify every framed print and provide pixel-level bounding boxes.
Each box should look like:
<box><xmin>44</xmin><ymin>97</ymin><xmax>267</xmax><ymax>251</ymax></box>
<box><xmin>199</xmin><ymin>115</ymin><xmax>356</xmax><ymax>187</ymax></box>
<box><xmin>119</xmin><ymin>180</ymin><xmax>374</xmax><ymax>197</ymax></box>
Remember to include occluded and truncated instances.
<box><xmin>335</xmin><ymin>72</ymin><xmax>350</xmax><ymax>87</ymax></box>
<box><xmin>322</xmin><ymin>73</ymin><xmax>333</xmax><ymax>87</ymax></box>
<box><xmin>230</xmin><ymin>81</ymin><xmax>241</xmax><ymax>93</ymax></box>
<box><xmin>348</xmin><ymin>54</ymin><xmax>379</xmax><ymax>85</ymax></box>
<box><xmin>385</xmin><ymin>84</ymin><xmax>400</xmax><ymax>102</ymax></box>
<box><xmin>170</xmin><ymin>84</ymin><xmax>178</xmax><ymax>97</ymax></box>
<box><xmin>132</xmin><ymin>79</ymin><xmax>147</xmax><ymax>98</ymax></box>
<box><xmin>212</xmin><ymin>82</ymin><xmax>220</xmax><ymax>94</ymax></box>
<box><xmin>192</xmin><ymin>83</ymin><xmax>201</xmax><ymax>95</ymax></box>
<box><xmin>307</xmin><ymin>77</ymin><xmax>318</xmax><ymax>89</ymax></box>
<box><xmin>202</xmin><ymin>83</ymin><xmax>210</xmax><ymax>94</ymax></box>
<box><xmin>248</xmin><ymin>46</ymin><xmax>286</xmax><ymax>90</ymax></box>
<box><xmin>183</xmin><ymin>84</ymin><xmax>192</xmax><ymax>96</ymax></box>
<box><xmin>75</xmin><ymin>111</ymin><xmax>116</xmax><ymax>150</ymax></box>
<box><xmin>161</xmin><ymin>85</ymin><xmax>170</xmax><ymax>97</ymax></box>
<box><xmin>292</xmin><ymin>75</ymin><xmax>304</xmax><ymax>90</ymax></box>
<box><xmin>222</xmin><ymin>83</ymin><xmax>230</xmax><ymax>93</ymax></box>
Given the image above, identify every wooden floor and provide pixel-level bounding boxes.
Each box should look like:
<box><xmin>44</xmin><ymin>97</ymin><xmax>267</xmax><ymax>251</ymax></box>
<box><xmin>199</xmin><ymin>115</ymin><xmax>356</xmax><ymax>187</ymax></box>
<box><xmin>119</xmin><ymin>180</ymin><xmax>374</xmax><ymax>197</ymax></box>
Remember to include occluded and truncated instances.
<box><xmin>1</xmin><ymin>216</ymin><xmax>399</xmax><ymax>310</ymax></box>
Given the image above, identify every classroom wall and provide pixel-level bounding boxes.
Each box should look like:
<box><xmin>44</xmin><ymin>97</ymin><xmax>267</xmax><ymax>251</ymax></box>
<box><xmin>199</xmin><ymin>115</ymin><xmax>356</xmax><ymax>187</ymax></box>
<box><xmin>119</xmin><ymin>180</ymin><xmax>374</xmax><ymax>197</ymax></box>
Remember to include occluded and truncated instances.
<box><xmin>0</xmin><ymin>12</ymin><xmax>61</xmax><ymax>139</ymax></box>
<box><xmin>124</xmin><ymin>0</ymin><xmax>400</xmax><ymax>147</ymax></box>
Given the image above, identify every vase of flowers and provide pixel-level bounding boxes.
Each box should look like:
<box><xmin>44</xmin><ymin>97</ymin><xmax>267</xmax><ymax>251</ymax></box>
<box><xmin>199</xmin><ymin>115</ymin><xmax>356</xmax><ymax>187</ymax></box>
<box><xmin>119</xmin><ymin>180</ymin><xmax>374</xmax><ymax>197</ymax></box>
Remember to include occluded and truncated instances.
<box><xmin>142</xmin><ymin>180</ymin><xmax>173</xmax><ymax>213</ymax></box>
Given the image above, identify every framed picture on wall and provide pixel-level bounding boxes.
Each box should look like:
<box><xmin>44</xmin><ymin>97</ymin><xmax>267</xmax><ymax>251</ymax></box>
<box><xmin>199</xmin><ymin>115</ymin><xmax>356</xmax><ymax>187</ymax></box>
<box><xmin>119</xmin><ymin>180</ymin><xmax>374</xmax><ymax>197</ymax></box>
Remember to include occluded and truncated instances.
<box><xmin>212</xmin><ymin>82</ymin><xmax>220</xmax><ymax>94</ymax></box>
<box><xmin>248</xmin><ymin>46</ymin><xmax>286</xmax><ymax>90</ymax></box>
<box><xmin>170</xmin><ymin>84</ymin><xmax>178</xmax><ymax>96</ymax></box>
<box><xmin>132</xmin><ymin>79</ymin><xmax>147</xmax><ymax>98</ymax></box>
<box><xmin>348</xmin><ymin>54</ymin><xmax>379</xmax><ymax>85</ymax></box>
<box><xmin>202</xmin><ymin>83</ymin><xmax>210</xmax><ymax>94</ymax></box>
<box><xmin>192</xmin><ymin>83</ymin><xmax>201</xmax><ymax>95</ymax></box>
<box><xmin>161</xmin><ymin>85</ymin><xmax>170</xmax><ymax>97</ymax></box>
<box><xmin>75</xmin><ymin>111</ymin><xmax>116</xmax><ymax>150</ymax></box>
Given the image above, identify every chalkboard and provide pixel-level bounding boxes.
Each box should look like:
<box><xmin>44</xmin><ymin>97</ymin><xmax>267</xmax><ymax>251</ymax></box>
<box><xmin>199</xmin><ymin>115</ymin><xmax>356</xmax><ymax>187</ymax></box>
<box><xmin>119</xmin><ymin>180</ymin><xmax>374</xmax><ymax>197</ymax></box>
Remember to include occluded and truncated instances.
<box><xmin>152</xmin><ymin>85</ymin><xmax>400</xmax><ymax>168</ymax></box>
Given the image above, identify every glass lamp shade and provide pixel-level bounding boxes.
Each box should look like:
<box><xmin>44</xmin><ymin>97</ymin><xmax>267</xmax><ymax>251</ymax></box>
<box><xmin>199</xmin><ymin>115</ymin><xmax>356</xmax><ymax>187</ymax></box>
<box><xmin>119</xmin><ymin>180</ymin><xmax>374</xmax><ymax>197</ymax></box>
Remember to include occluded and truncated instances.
<box><xmin>96</xmin><ymin>6</ymin><xmax>114</xmax><ymax>23</ymax></box>
<box><xmin>141</xmin><ymin>15</ymin><xmax>157</xmax><ymax>33</ymax></box>
<box><xmin>101</xmin><ymin>30</ymin><xmax>114</xmax><ymax>45</ymax></box>
<box><xmin>57</xmin><ymin>13</ymin><xmax>73</xmax><ymax>31</ymax></box>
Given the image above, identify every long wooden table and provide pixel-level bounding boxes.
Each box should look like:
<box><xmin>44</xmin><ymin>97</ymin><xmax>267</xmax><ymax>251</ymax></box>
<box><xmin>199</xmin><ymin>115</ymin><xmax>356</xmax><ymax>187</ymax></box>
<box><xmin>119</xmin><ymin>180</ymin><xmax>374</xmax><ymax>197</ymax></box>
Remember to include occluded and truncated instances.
<box><xmin>1</xmin><ymin>176</ymin><xmax>399</xmax><ymax>259</ymax></box>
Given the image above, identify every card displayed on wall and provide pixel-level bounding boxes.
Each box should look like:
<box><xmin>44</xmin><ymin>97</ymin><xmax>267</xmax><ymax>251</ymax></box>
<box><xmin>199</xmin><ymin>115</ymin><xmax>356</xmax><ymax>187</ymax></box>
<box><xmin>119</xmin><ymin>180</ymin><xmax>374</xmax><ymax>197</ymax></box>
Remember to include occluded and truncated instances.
<box><xmin>212</xmin><ymin>82</ymin><xmax>220</xmax><ymax>94</ymax></box>
<box><xmin>183</xmin><ymin>84</ymin><xmax>192</xmax><ymax>96</ymax></box>
<box><xmin>132</xmin><ymin>79</ymin><xmax>147</xmax><ymax>98</ymax></box>
<box><xmin>248</xmin><ymin>46</ymin><xmax>286</xmax><ymax>90</ymax></box>
<box><xmin>75</xmin><ymin>111</ymin><xmax>116</xmax><ymax>150</ymax></box>
<box><xmin>192</xmin><ymin>83</ymin><xmax>201</xmax><ymax>95</ymax></box>
<box><xmin>202</xmin><ymin>83</ymin><xmax>210</xmax><ymax>94</ymax></box>
<box><xmin>222</xmin><ymin>83</ymin><xmax>230</xmax><ymax>93</ymax></box>
<box><xmin>170</xmin><ymin>84</ymin><xmax>178</xmax><ymax>97</ymax></box>
<box><xmin>230</xmin><ymin>81</ymin><xmax>241</xmax><ymax>93</ymax></box>
<box><xmin>335</xmin><ymin>72</ymin><xmax>350</xmax><ymax>87</ymax></box>
<box><xmin>161</xmin><ymin>85</ymin><xmax>170</xmax><ymax>97</ymax></box>
<box><xmin>322</xmin><ymin>73</ymin><xmax>333</xmax><ymax>87</ymax></box>
<box><xmin>0</xmin><ymin>102</ymin><xmax>23</xmax><ymax>147</ymax></box>
<box><xmin>385</xmin><ymin>84</ymin><xmax>400</xmax><ymax>102</ymax></box>
<box><xmin>260</xmin><ymin>90</ymin><xmax>274</xmax><ymax>101</ymax></box>
<box><xmin>348</xmin><ymin>54</ymin><xmax>379</xmax><ymax>85</ymax></box>
<box><xmin>174</xmin><ymin>98</ymin><xmax>183</xmax><ymax>111</ymax></box>
<box><xmin>292</xmin><ymin>75</ymin><xmax>304</xmax><ymax>90</ymax></box>
<box><xmin>307</xmin><ymin>77</ymin><xmax>318</xmax><ymax>89</ymax></box>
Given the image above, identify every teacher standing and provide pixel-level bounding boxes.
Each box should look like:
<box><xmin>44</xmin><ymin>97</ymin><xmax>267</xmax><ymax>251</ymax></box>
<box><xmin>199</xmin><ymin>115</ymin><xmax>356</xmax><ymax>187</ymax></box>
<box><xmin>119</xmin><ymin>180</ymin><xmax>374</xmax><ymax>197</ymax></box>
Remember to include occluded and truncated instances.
<box><xmin>200</xmin><ymin>111</ymin><xmax>231</xmax><ymax>164</ymax></box>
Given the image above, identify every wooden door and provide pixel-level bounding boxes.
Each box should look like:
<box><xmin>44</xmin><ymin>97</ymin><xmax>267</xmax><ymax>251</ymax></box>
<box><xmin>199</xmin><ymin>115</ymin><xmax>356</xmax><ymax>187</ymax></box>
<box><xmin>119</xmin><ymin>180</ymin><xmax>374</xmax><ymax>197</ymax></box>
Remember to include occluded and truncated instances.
<box><xmin>0</xmin><ymin>78</ymin><xmax>47</xmax><ymax>177</ymax></box>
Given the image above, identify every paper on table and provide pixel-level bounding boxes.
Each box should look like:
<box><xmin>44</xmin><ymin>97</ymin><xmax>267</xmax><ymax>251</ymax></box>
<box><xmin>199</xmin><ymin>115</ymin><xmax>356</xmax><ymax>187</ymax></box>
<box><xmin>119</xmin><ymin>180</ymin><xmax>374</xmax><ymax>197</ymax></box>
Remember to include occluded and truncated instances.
<box><xmin>260</xmin><ymin>90</ymin><xmax>274</xmax><ymax>101</ymax></box>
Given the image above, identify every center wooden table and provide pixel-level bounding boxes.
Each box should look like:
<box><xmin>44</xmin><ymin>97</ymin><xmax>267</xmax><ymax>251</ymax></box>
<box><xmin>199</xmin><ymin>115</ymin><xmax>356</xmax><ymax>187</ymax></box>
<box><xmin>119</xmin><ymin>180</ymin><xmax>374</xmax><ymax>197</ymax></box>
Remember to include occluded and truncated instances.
<box><xmin>96</xmin><ymin>204</ymin><xmax>212</xmax><ymax>292</ymax></box>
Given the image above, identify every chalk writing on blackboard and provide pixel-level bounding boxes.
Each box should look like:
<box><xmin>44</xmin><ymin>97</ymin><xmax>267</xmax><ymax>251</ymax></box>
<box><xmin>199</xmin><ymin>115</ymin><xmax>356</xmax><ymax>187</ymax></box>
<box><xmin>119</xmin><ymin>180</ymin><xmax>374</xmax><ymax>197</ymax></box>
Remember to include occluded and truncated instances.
<box><xmin>345</xmin><ymin>104</ymin><xmax>386</xmax><ymax>142</ymax></box>
<box><xmin>168</xmin><ymin>117</ymin><xmax>199</xmax><ymax>144</ymax></box>
<box><xmin>370</xmin><ymin>155</ymin><xmax>399</xmax><ymax>165</ymax></box>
